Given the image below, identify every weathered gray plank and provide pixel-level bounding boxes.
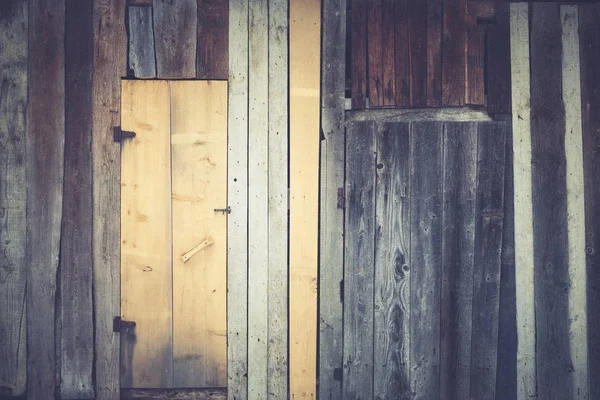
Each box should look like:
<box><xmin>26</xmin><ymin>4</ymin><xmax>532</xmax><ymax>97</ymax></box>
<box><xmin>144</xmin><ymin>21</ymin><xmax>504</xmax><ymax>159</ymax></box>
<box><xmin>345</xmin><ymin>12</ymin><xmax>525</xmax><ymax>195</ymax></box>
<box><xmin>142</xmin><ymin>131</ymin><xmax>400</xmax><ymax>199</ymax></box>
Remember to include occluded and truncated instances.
<box><xmin>410</xmin><ymin>121</ymin><xmax>443</xmax><ymax>400</ymax></box>
<box><xmin>346</xmin><ymin>108</ymin><xmax>492</xmax><ymax>123</ymax></box>
<box><xmin>153</xmin><ymin>0</ymin><xmax>196</xmax><ymax>78</ymax></box>
<box><xmin>267</xmin><ymin>0</ymin><xmax>288</xmax><ymax>397</ymax></box>
<box><xmin>469</xmin><ymin>122</ymin><xmax>507</xmax><ymax>400</ymax></box>
<box><xmin>319</xmin><ymin>0</ymin><xmax>346</xmax><ymax>398</ymax></box>
<box><xmin>374</xmin><ymin>122</ymin><xmax>411</xmax><ymax>400</ymax></box>
<box><xmin>227</xmin><ymin>0</ymin><xmax>248</xmax><ymax>397</ymax></box>
<box><xmin>127</xmin><ymin>6</ymin><xmax>156</xmax><ymax>78</ymax></box>
<box><xmin>92</xmin><ymin>0</ymin><xmax>127</xmax><ymax>398</ymax></box>
<box><xmin>26</xmin><ymin>0</ymin><xmax>65</xmax><ymax>397</ymax></box>
<box><xmin>121</xmin><ymin>388</ymin><xmax>227</xmax><ymax>399</ymax></box>
<box><xmin>60</xmin><ymin>1</ymin><xmax>94</xmax><ymax>398</ymax></box>
<box><xmin>439</xmin><ymin>122</ymin><xmax>477</xmax><ymax>400</ymax></box>
<box><xmin>0</xmin><ymin>0</ymin><xmax>27</xmax><ymax>396</ymax></box>
<box><xmin>343</xmin><ymin>121</ymin><xmax>376</xmax><ymax>400</ymax></box>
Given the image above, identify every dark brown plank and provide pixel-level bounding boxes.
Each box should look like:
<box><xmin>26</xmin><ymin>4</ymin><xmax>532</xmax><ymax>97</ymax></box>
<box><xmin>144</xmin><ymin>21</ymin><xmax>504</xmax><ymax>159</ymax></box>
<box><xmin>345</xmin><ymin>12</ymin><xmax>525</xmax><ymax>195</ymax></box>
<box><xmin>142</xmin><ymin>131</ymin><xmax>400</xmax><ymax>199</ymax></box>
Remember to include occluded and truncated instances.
<box><xmin>466</xmin><ymin>2</ymin><xmax>484</xmax><ymax>105</ymax></box>
<box><xmin>486</xmin><ymin>1</ymin><xmax>511</xmax><ymax>114</ymax></box>
<box><xmin>427</xmin><ymin>0</ymin><xmax>442</xmax><ymax>107</ymax></box>
<box><xmin>580</xmin><ymin>5</ymin><xmax>600</xmax><ymax>400</ymax></box>
<box><xmin>26</xmin><ymin>0</ymin><xmax>65</xmax><ymax>397</ymax></box>
<box><xmin>374</xmin><ymin>122</ymin><xmax>411</xmax><ymax>400</ymax></box>
<box><xmin>153</xmin><ymin>0</ymin><xmax>197</xmax><ymax>78</ymax></box>
<box><xmin>408</xmin><ymin>1</ymin><xmax>427</xmax><ymax>107</ymax></box>
<box><xmin>0</xmin><ymin>0</ymin><xmax>27</xmax><ymax>396</ymax></box>
<box><xmin>352</xmin><ymin>0</ymin><xmax>367</xmax><ymax>108</ymax></box>
<box><xmin>368</xmin><ymin>0</ymin><xmax>383</xmax><ymax>106</ymax></box>
<box><xmin>381</xmin><ymin>0</ymin><xmax>395</xmax><ymax>106</ymax></box>
<box><xmin>60</xmin><ymin>1</ymin><xmax>94</xmax><ymax>398</ymax></box>
<box><xmin>439</xmin><ymin>122</ymin><xmax>477</xmax><ymax>400</ymax></box>
<box><xmin>442</xmin><ymin>0</ymin><xmax>466</xmax><ymax>106</ymax></box>
<box><xmin>394</xmin><ymin>0</ymin><xmax>409</xmax><ymax>107</ymax></box>
<box><xmin>127</xmin><ymin>5</ymin><xmax>156</xmax><ymax>78</ymax></box>
<box><xmin>470</xmin><ymin>122</ymin><xmax>507</xmax><ymax>399</ymax></box>
<box><xmin>530</xmin><ymin>4</ymin><xmax>572</xmax><ymax>399</ymax></box>
<box><xmin>121</xmin><ymin>388</ymin><xmax>227</xmax><ymax>399</ymax></box>
<box><xmin>197</xmin><ymin>0</ymin><xmax>228</xmax><ymax>79</ymax></box>
<box><xmin>343</xmin><ymin>121</ymin><xmax>376</xmax><ymax>400</ymax></box>
<box><xmin>92</xmin><ymin>0</ymin><xmax>127</xmax><ymax>398</ymax></box>
<box><xmin>410</xmin><ymin>121</ymin><xmax>443</xmax><ymax>400</ymax></box>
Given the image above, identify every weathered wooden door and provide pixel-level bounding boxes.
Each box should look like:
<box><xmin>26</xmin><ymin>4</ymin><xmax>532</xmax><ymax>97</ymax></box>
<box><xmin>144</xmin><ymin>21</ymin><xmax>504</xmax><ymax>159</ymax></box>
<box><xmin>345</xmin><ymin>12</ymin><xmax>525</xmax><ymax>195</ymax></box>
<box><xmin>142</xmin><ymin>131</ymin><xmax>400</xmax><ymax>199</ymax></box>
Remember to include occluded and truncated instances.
<box><xmin>120</xmin><ymin>80</ymin><xmax>227</xmax><ymax>388</ymax></box>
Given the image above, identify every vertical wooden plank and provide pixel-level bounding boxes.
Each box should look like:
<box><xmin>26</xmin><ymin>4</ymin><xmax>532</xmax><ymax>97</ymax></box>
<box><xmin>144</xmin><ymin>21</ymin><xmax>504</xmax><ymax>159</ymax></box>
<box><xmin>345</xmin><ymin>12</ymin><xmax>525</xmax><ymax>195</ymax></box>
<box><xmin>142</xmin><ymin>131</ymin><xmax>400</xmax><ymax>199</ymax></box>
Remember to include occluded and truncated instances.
<box><xmin>368</xmin><ymin>0</ymin><xmax>382</xmax><ymax>106</ymax></box>
<box><xmin>227</xmin><ymin>0</ymin><xmax>248</xmax><ymax>397</ymax></box>
<box><xmin>381</xmin><ymin>0</ymin><xmax>394</xmax><ymax>106</ymax></box>
<box><xmin>120</xmin><ymin>80</ymin><xmax>172</xmax><ymax>388</ymax></box>
<box><xmin>531</xmin><ymin>4</ymin><xmax>573</xmax><ymax>399</ymax></box>
<box><xmin>92</xmin><ymin>0</ymin><xmax>127</xmax><ymax>397</ymax></box>
<box><xmin>319</xmin><ymin>0</ymin><xmax>345</xmax><ymax>397</ymax></box>
<box><xmin>410</xmin><ymin>121</ymin><xmax>443</xmax><ymax>400</ymax></box>
<box><xmin>268</xmin><ymin>0</ymin><xmax>289</xmax><ymax>397</ymax></box>
<box><xmin>171</xmin><ymin>81</ymin><xmax>228</xmax><ymax>388</ymax></box>
<box><xmin>466</xmin><ymin>3</ymin><xmax>484</xmax><ymax>105</ymax></box>
<box><xmin>197</xmin><ymin>0</ymin><xmax>228</xmax><ymax>79</ymax></box>
<box><xmin>561</xmin><ymin>6</ymin><xmax>588</xmax><ymax>400</ymax></box>
<box><xmin>153</xmin><ymin>0</ymin><xmax>197</xmax><ymax>78</ymax></box>
<box><xmin>127</xmin><ymin>6</ymin><xmax>156</xmax><ymax>78</ymax></box>
<box><xmin>26</xmin><ymin>0</ymin><xmax>65</xmax><ymax>398</ymax></box>
<box><xmin>486</xmin><ymin>1</ymin><xmax>511</xmax><ymax>115</ymax></box>
<box><xmin>290</xmin><ymin>0</ymin><xmax>320</xmax><ymax>396</ymax></box>
<box><xmin>394</xmin><ymin>0</ymin><xmax>409</xmax><ymax>107</ymax></box>
<box><xmin>580</xmin><ymin>5</ymin><xmax>600</xmax><ymax>400</ymax></box>
<box><xmin>408</xmin><ymin>1</ymin><xmax>427</xmax><ymax>107</ymax></box>
<box><xmin>351</xmin><ymin>0</ymin><xmax>367</xmax><ymax>109</ymax></box>
<box><xmin>427</xmin><ymin>0</ymin><xmax>442</xmax><ymax>107</ymax></box>
<box><xmin>60</xmin><ymin>1</ymin><xmax>94</xmax><ymax>398</ymax></box>
<box><xmin>0</xmin><ymin>1</ymin><xmax>27</xmax><ymax>396</ymax></box>
<box><xmin>343</xmin><ymin>121</ymin><xmax>376</xmax><ymax>400</ymax></box>
<box><xmin>510</xmin><ymin>5</ymin><xmax>536</xmax><ymax>398</ymax></box>
<box><xmin>442</xmin><ymin>0</ymin><xmax>466</xmax><ymax>106</ymax></box>
<box><xmin>248</xmin><ymin>0</ymin><xmax>269</xmax><ymax>396</ymax></box>
<box><xmin>469</xmin><ymin>122</ymin><xmax>507</xmax><ymax>400</ymax></box>
<box><xmin>374</xmin><ymin>122</ymin><xmax>411</xmax><ymax>400</ymax></box>
<box><xmin>439</xmin><ymin>122</ymin><xmax>477</xmax><ymax>400</ymax></box>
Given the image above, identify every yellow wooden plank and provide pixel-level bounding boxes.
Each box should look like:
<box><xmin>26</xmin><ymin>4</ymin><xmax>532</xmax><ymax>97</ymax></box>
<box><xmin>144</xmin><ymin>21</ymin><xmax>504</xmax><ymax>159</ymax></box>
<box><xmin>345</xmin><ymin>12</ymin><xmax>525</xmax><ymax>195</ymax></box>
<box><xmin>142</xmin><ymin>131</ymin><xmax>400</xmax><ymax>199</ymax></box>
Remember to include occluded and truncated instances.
<box><xmin>289</xmin><ymin>0</ymin><xmax>321</xmax><ymax>397</ymax></box>
<box><xmin>171</xmin><ymin>81</ymin><xmax>228</xmax><ymax>387</ymax></box>
<box><xmin>120</xmin><ymin>80</ymin><xmax>172</xmax><ymax>388</ymax></box>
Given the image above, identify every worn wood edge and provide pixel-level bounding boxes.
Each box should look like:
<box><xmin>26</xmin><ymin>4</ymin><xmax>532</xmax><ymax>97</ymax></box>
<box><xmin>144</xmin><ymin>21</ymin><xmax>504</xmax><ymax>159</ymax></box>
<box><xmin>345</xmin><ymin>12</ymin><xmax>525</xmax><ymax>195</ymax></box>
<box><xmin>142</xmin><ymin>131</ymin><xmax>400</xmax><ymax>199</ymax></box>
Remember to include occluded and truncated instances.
<box><xmin>509</xmin><ymin>4</ymin><xmax>537</xmax><ymax>399</ymax></box>
<box><xmin>345</xmin><ymin>107</ymin><xmax>492</xmax><ymax>122</ymax></box>
<box><xmin>121</xmin><ymin>388</ymin><xmax>227</xmax><ymax>399</ymax></box>
<box><xmin>561</xmin><ymin>5</ymin><xmax>589</xmax><ymax>399</ymax></box>
<box><xmin>127</xmin><ymin>5</ymin><xmax>157</xmax><ymax>78</ymax></box>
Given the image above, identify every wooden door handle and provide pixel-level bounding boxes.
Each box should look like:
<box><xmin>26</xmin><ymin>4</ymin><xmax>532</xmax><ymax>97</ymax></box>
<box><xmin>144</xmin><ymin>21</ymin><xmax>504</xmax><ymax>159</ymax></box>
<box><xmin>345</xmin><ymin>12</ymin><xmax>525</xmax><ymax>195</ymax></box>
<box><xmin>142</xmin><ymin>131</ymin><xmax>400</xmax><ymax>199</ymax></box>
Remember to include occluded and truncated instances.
<box><xmin>180</xmin><ymin>235</ymin><xmax>215</xmax><ymax>263</ymax></box>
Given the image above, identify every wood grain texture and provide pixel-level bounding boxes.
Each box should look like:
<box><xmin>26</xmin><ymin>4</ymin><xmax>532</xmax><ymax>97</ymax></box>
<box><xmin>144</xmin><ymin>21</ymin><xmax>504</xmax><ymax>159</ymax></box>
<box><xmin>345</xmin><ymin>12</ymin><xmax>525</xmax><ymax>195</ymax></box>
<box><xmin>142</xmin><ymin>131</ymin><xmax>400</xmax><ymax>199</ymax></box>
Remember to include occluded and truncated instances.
<box><xmin>486</xmin><ymin>1</ymin><xmax>511</xmax><ymax>114</ymax></box>
<box><xmin>439</xmin><ymin>122</ymin><xmax>477</xmax><ymax>400</ymax></box>
<box><xmin>267</xmin><ymin>0</ymin><xmax>289</xmax><ymax>397</ymax></box>
<box><xmin>531</xmin><ymin>5</ymin><xmax>573</xmax><ymax>400</ymax></box>
<box><xmin>0</xmin><ymin>0</ymin><xmax>27</xmax><ymax>396</ymax></box>
<box><xmin>408</xmin><ymin>1</ymin><xmax>427</xmax><ymax>107</ymax></box>
<box><xmin>121</xmin><ymin>388</ymin><xmax>227</xmax><ymax>399</ymax></box>
<box><xmin>248</xmin><ymin>0</ymin><xmax>269</xmax><ymax>395</ymax></box>
<box><xmin>127</xmin><ymin>6</ymin><xmax>156</xmax><ymax>78</ymax></box>
<box><xmin>394</xmin><ymin>0</ymin><xmax>409</xmax><ymax>107</ymax></box>
<box><xmin>346</xmin><ymin>107</ymin><xmax>492</xmax><ymax>123</ymax></box>
<box><xmin>289</xmin><ymin>0</ymin><xmax>320</xmax><ymax>397</ymax></box>
<box><xmin>442</xmin><ymin>0</ymin><xmax>466</xmax><ymax>106</ymax></box>
<box><xmin>92</xmin><ymin>0</ymin><xmax>127</xmax><ymax>397</ymax></box>
<box><xmin>381</xmin><ymin>0</ymin><xmax>394</xmax><ymax>105</ymax></box>
<box><xmin>469</xmin><ymin>122</ymin><xmax>507</xmax><ymax>400</ymax></box>
<box><xmin>197</xmin><ymin>0</ymin><xmax>228</xmax><ymax>79</ymax></box>
<box><xmin>60</xmin><ymin>1</ymin><xmax>94</xmax><ymax>397</ymax></box>
<box><xmin>410</xmin><ymin>121</ymin><xmax>443</xmax><ymax>400</ymax></box>
<box><xmin>466</xmin><ymin>2</ymin><xmax>484</xmax><ymax>105</ymax></box>
<box><xmin>351</xmin><ymin>0</ymin><xmax>367</xmax><ymax>108</ymax></box>
<box><xmin>580</xmin><ymin>5</ymin><xmax>600</xmax><ymax>400</ymax></box>
<box><xmin>227</xmin><ymin>0</ymin><xmax>248</xmax><ymax>397</ymax></box>
<box><xmin>367</xmin><ymin>0</ymin><xmax>382</xmax><ymax>106</ymax></box>
<box><xmin>319</xmin><ymin>0</ymin><xmax>346</xmax><ymax>397</ymax></box>
<box><xmin>343</xmin><ymin>121</ymin><xmax>376</xmax><ymax>400</ymax></box>
<box><xmin>26</xmin><ymin>0</ymin><xmax>65</xmax><ymax>398</ymax></box>
<box><xmin>509</xmin><ymin>5</ymin><xmax>537</xmax><ymax>398</ymax></box>
<box><xmin>171</xmin><ymin>81</ymin><xmax>228</xmax><ymax>388</ymax></box>
<box><xmin>427</xmin><ymin>0</ymin><xmax>442</xmax><ymax>107</ymax></box>
<box><xmin>374</xmin><ymin>122</ymin><xmax>411</xmax><ymax>400</ymax></box>
<box><xmin>561</xmin><ymin>7</ymin><xmax>588</xmax><ymax>399</ymax></box>
<box><xmin>153</xmin><ymin>0</ymin><xmax>197</xmax><ymax>78</ymax></box>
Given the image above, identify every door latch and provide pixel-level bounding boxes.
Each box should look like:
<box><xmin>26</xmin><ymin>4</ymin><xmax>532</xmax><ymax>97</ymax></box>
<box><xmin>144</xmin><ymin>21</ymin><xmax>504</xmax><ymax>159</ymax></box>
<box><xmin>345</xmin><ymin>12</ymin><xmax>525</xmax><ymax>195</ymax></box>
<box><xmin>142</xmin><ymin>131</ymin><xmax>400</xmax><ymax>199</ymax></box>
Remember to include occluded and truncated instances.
<box><xmin>113</xmin><ymin>126</ymin><xmax>136</xmax><ymax>143</ymax></box>
<box><xmin>113</xmin><ymin>316</ymin><xmax>136</xmax><ymax>333</ymax></box>
<box><xmin>214</xmin><ymin>206</ymin><xmax>231</xmax><ymax>214</ymax></box>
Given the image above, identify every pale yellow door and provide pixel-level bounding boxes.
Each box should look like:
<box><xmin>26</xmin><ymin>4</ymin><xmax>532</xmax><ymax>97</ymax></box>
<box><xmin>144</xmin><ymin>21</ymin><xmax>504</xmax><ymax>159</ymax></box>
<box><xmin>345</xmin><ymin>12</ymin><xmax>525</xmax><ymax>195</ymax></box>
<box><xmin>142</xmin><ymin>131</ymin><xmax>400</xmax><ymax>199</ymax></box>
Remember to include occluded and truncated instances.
<box><xmin>120</xmin><ymin>80</ymin><xmax>228</xmax><ymax>388</ymax></box>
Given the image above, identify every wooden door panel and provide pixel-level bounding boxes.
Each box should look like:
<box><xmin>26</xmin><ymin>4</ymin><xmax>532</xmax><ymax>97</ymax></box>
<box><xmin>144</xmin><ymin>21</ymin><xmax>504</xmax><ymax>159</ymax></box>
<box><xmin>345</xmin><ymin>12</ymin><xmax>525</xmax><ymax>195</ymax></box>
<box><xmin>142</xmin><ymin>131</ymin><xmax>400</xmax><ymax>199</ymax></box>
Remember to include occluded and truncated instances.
<box><xmin>120</xmin><ymin>80</ymin><xmax>173</xmax><ymax>388</ymax></box>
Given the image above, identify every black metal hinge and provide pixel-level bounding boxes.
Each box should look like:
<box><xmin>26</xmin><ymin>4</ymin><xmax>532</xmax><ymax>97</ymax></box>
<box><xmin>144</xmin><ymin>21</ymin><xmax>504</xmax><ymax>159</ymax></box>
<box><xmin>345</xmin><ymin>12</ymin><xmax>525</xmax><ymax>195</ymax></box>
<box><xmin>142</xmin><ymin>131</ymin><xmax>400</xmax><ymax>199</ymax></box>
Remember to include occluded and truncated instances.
<box><xmin>113</xmin><ymin>316</ymin><xmax>136</xmax><ymax>333</ymax></box>
<box><xmin>113</xmin><ymin>126</ymin><xmax>136</xmax><ymax>143</ymax></box>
